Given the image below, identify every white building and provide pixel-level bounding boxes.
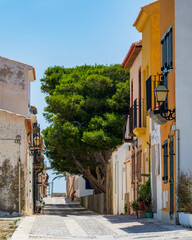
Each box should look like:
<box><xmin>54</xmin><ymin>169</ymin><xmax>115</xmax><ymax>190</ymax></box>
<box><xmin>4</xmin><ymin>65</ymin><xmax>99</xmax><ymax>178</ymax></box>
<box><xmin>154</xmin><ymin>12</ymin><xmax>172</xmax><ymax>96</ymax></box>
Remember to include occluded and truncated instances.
<box><xmin>112</xmin><ymin>143</ymin><xmax>131</xmax><ymax>215</ymax></box>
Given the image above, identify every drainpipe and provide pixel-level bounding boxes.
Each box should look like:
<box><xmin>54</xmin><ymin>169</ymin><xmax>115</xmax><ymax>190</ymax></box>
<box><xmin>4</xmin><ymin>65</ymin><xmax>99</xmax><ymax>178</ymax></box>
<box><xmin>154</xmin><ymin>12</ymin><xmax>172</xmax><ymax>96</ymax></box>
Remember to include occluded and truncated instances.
<box><xmin>176</xmin><ymin>129</ymin><xmax>180</xmax><ymax>179</ymax></box>
<box><xmin>175</xmin><ymin>128</ymin><xmax>180</xmax><ymax>213</ymax></box>
<box><xmin>19</xmin><ymin>158</ymin><xmax>21</xmax><ymax>216</ymax></box>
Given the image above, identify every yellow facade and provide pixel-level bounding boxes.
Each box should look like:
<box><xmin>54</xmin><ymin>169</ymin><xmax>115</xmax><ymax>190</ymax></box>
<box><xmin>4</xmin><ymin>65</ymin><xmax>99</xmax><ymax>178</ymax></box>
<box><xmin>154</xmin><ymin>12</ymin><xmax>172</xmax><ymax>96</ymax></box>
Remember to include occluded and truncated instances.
<box><xmin>160</xmin><ymin>0</ymin><xmax>176</xmax><ymax>221</ymax></box>
<box><xmin>134</xmin><ymin>1</ymin><xmax>161</xmax><ymax>183</ymax></box>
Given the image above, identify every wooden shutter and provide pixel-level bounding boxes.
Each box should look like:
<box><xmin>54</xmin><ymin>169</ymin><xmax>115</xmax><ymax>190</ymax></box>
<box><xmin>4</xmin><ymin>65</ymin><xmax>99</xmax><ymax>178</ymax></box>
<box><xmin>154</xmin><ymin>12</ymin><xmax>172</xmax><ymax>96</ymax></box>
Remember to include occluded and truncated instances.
<box><xmin>131</xmin><ymin>153</ymin><xmax>135</xmax><ymax>184</ymax></box>
<box><xmin>134</xmin><ymin>99</ymin><xmax>137</xmax><ymax>129</ymax></box>
<box><xmin>169</xmin><ymin>136</ymin><xmax>174</xmax><ymax>215</ymax></box>
<box><xmin>163</xmin><ymin>140</ymin><xmax>168</xmax><ymax>183</ymax></box>
<box><xmin>137</xmin><ymin>150</ymin><xmax>142</xmax><ymax>182</ymax></box>
<box><xmin>168</xmin><ymin>25</ymin><xmax>173</xmax><ymax>70</ymax></box>
<box><xmin>161</xmin><ymin>35</ymin><xmax>167</xmax><ymax>72</ymax></box>
<box><xmin>146</xmin><ymin>76</ymin><xmax>152</xmax><ymax>111</ymax></box>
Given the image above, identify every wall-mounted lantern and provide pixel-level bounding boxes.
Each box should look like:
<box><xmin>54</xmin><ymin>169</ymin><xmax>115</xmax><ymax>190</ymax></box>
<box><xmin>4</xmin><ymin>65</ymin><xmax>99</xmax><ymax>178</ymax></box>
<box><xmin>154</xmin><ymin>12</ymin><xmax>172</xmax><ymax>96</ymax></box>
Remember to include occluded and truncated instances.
<box><xmin>154</xmin><ymin>83</ymin><xmax>169</xmax><ymax>104</ymax></box>
<box><xmin>154</xmin><ymin>82</ymin><xmax>175</xmax><ymax>121</ymax></box>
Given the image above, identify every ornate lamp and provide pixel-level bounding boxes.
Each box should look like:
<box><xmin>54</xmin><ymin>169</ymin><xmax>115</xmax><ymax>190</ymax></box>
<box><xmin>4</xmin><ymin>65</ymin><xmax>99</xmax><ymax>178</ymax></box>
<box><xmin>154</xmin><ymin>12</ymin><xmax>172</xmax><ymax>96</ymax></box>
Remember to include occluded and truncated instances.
<box><xmin>34</xmin><ymin>135</ymin><xmax>40</xmax><ymax>147</ymax></box>
<box><xmin>154</xmin><ymin>83</ymin><xmax>169</xmax><ymax>103</ymax></box>
<box><xmin>154</xmin><ymin>82</ymin><xmax>175</xmax><ymax>121</ymax></box>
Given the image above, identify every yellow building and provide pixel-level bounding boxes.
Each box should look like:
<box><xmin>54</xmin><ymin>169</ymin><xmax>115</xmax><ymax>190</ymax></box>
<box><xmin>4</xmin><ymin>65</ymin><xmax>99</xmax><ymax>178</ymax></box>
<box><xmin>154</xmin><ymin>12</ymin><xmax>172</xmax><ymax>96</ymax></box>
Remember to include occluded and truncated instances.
<box><xmin>133</xmin><ymin>0</ymin><xmax>161</xmax><ymax>212</ymax></box>
<box><xmin>134</xmin><ymin>0</ymin><xmax>177</xmax><ymax>223</ymax></box>
<box><xmin>158</xmin><ymin>0</ymin><xmax>176</xmax><ymax>223</ymax></box>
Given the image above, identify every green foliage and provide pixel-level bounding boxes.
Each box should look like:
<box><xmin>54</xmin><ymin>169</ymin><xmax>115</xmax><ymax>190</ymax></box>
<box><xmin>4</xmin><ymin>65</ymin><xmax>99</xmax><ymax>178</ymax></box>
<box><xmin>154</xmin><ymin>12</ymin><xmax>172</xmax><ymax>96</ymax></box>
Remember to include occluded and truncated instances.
<box><xmin>131</xmin><ymin>201</ymin><xmax>139</xmax><ymax>211</ymax></box>
<box><xmin>138</xmin><ymin>179</ymin><xmax>151</xmax><ymax>205</ymax></box>
<box><xmin>41</xmin><ymin>64</ymin><xmax>130</xmax><ymax>177</ymax></box>
<box><xmin>177</xmin><ymin>172</ymin><xmax>192</xmax><ymax>213</ymax></box>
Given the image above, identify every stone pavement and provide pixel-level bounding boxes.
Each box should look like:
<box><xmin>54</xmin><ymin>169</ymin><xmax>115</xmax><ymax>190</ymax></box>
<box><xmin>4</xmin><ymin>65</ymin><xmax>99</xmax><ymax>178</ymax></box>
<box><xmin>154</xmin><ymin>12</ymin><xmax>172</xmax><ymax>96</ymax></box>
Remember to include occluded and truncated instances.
<box><xmin>11</xmin><ymin>197</ymin><xmax>192</xmax><ymax>240</ymax></box>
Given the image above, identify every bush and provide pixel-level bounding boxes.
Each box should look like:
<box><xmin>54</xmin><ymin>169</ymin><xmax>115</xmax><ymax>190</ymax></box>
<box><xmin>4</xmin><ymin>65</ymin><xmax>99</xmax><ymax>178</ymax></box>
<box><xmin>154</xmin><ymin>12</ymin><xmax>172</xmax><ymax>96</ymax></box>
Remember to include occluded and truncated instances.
<box><xmin>138</xmin><ymin>179</ymin><xmax>151</xmax><ymax>205</ymax></box>
<box><xmin>131</xmin><ymin>201</ymin><xmax>139</xmax><ymax>211</ymax></box>
<box><xmin>177</xmin><ymin>172</ymin><xmax>192</xmax><ymax>213</ymax></box>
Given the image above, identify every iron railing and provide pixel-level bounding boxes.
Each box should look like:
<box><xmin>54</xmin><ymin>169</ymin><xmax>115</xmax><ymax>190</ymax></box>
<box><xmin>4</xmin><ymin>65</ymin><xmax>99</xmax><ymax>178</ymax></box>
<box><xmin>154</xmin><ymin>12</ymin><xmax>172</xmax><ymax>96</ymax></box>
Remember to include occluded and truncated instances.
<box><xmin>146</xmin><ymin>75</ymin><xmax>161</xmax><ymax>111</ymax></box>
<box><xmin>133</xmin><ymin>98</ymin><xmax>144</xmax><ymax>129</ymax></box>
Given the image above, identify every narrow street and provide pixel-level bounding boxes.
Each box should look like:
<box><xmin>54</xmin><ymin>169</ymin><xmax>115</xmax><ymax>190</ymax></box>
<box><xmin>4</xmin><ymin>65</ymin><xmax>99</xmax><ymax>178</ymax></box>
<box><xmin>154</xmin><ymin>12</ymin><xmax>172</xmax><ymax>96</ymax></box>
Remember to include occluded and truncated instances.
<box><xmin>11</xmin><ymin>197</ymin><xmax>192</xmax><ymax>240</ymax></box>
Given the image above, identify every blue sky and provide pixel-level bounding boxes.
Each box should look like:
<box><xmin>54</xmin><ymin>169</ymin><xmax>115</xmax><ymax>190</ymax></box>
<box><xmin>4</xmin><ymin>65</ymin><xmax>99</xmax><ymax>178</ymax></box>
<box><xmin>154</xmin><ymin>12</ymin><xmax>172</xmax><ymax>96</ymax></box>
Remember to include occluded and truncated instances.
<box><xmin>0</xmin><ymin>0</ymin><xmax>151</xmax><ymax>192</ymax></box>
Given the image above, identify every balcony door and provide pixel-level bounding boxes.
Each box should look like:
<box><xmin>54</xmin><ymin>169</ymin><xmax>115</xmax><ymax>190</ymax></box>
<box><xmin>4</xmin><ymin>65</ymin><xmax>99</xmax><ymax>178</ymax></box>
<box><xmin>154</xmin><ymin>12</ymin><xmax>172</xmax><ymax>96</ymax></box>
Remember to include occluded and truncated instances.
<box><xmin>138</xmin><ymin>67</ymin><xmax>142</xmax><ymax>127</ymax></box>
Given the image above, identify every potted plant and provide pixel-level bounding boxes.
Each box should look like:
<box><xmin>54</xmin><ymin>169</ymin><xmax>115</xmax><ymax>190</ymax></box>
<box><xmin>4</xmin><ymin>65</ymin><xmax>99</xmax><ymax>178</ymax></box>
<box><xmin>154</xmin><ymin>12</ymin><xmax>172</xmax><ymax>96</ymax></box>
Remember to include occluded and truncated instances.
<box><xmin>124</xmin><ymin>203</ymin><xmax>127</xmax><ymax>214</ymax></box>
<box><xmin>131</xmin><ymin>201</ymin><xmax>139</xmax><ymax>218</ymax></box>
<box><xmin>137</xmin><ymin>196</ymin><xmax>145</xmax><ymax>211</ymax></box>
<box><xmin>145</xmin><ymin>203</ymin><xmax>153</xmax><ymax>218</ymax></box>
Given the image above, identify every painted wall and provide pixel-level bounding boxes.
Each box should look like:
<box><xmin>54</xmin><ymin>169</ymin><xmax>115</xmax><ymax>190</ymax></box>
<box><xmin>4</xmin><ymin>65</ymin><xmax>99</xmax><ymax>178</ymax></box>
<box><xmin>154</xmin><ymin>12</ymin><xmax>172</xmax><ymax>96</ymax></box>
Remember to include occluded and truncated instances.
<box><xmin>0</xmin><ymin>110</ymin><xmax>28</xmax><ymax>215</ymax></box>
<box><xmin>0</xmin><ymin>57</ymin><xmax>35</xmax><ymax>118</ymax></box>
<box><xmin>151</xmin><ymin>120</ymin><xmax>162</xmax><ymax>220</ymax></box>
<box><xmin>74</xmin><ymin>175</ymin><xmax>93</xmax><ymax>198</ymax></box>
<box><xmin>175</xmin><ymin>0</ymin><xmax>192</xmax><ymax>172</ymax></box>
<box><xmin>130</xmin><ymin>51</ymin><xmax>142</xmax><ymax>102</ymax></box>
<box><xmin>160</xmin><ymin>0</ymin><xmax>176</xmax><ymax>223</ymax></box>
<box><xmin>112</xmin><ymin>144</ymin><xmax>130</xmax><ymax>215</ymax></box>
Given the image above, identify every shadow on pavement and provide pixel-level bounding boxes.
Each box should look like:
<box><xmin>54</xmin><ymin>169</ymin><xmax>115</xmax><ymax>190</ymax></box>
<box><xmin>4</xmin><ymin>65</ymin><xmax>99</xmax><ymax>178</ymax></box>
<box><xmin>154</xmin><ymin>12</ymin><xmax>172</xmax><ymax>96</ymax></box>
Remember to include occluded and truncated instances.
<box><xmin>103</xmin><ymin>215</ymin><xmax>191</xmax><ymax>234</ymax></box>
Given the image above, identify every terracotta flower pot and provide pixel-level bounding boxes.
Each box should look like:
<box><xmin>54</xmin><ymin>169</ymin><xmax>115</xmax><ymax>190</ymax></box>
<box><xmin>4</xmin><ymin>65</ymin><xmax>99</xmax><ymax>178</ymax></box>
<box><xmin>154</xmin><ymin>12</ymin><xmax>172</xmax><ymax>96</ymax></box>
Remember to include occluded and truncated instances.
<box><xmin>138</xmin><ymin>201</ymin><xmax>145</xmax><ymax>210</ymax></box>
<box><xmin>135</xmin><ymin>209</ymin><xmax>139</xmax><ymax>218</ymax></box>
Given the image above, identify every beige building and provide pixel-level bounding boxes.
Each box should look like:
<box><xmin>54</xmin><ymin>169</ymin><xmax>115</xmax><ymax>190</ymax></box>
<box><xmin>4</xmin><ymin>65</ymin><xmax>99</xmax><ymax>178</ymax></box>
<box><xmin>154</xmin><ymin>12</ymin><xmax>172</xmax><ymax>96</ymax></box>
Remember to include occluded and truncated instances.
<box><xmin>0</xmin><ymin>57</ymin><xmax>36</xmax><ymax>216</ymax></box>
<box><xmin>122</xmin><ymin>40</ymin><xmax>143</xmax><ymax>203</ymax></box>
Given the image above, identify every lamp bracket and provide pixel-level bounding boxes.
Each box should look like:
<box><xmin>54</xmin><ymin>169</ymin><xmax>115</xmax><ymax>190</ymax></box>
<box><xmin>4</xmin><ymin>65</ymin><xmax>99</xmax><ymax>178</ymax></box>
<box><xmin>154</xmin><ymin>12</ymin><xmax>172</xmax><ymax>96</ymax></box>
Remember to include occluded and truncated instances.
<box><xmin>160</xmin><ymin>108</ymin><xmax>175</xmax><ymax>121</ymax></box>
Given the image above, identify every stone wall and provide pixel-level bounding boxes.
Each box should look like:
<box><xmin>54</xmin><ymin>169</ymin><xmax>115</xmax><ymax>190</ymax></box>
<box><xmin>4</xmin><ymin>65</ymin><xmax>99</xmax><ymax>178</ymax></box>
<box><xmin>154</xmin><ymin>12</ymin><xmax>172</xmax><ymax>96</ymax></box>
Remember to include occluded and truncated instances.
<box><xmin>52</xmin><ymin>193</ymin><xmax>66</xmax><ymax>197</ymax></box>
<box><xmin>0</xmin><ymin>57</ymin><xmax>34</xmax><ymax>117</ymax></box>
<box><xmin>80</xmin><ymin>193</ymin><xmax>106</xmax><ymax>214</ymax></box>
<box><xmin>0</xmin><ymin>110</ymin><xmax>28</xmax><ymax>214</ymax></box>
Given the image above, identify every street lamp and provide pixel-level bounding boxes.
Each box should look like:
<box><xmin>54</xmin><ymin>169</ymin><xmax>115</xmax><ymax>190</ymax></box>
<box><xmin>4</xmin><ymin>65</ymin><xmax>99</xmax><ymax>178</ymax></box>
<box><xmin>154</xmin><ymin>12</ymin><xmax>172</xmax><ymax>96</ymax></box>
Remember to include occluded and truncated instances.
<box><xmin>154</xmin><ymin>82</ymin><xmax>175</xmax><ymax>121</ymax></box>
<box><xmin>34</xmin><ymin>135</ymin><xmax>40</xmax><ymax>147</ymax></box>
<box><xmin>154</xmin><ymin>83</ymin><xmax>169</xmax><ymax>104</ymax></box>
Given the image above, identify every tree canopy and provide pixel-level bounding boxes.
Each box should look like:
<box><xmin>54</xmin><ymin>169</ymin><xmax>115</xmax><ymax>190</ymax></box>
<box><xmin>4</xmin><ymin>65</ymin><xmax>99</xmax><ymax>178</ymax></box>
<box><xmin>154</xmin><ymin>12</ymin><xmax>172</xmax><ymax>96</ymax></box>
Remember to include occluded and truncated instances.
<box><xmin>41</xmin><ymin>64</ymin><xmax>130</xmax><ymax>193</ymax></box>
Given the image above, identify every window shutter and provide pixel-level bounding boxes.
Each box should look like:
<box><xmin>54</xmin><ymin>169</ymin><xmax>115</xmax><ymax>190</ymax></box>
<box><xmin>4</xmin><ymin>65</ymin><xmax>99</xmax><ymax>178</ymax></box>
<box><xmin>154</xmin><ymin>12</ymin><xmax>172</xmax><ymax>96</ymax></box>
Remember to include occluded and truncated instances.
<box><xmin>169</xmin><ymin>136</ymin><xmax>174</xmax><ymax>215</ymax></box>
<box><xmin>134</xmin><ymin>99</ymin><xmax>137</xmax><ymax>129</ymax></box>
<box><xmin>163</xmin><ymin>140</ymin><xmax>168</xmax><ymax>184</ymax></box>
<box><xmin>131</xmin><ymin>154</ymin><xmax>135</xmax><ymax>184</ymax></box>
<box><xmin>168</xmin><ymin>26</ymin><xmax>173</xmax><ymax>70</ymax></box>
<box><xmin>146</xmin><ymin>76</ymin><xmax>152</xmax><ymax>111</ymax></box>
<box><xmin>137</xmin><ymin>150</ymin><xmax>142</xmax><ymax>182</ymax></box>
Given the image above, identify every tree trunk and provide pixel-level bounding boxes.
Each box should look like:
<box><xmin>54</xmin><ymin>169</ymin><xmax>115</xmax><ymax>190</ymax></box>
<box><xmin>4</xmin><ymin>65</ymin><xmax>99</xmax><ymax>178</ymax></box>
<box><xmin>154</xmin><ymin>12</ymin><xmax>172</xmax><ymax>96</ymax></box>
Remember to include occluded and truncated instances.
<box><xmin>75</xmin><ymin>160</ymin><xmax>106</xmax><ymax>193</ymax></box>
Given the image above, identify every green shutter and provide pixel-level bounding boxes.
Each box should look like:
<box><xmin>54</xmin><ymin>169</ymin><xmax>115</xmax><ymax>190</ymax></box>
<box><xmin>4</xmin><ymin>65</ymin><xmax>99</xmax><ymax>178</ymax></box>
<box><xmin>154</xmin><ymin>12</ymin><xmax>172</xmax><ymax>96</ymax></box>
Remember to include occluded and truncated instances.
<box><xmin>163</xmin><ymin>140</ymin><xmax>168</xmax><ymax>183</ymax></box>
<box><xmin>169</xmin><ymin>136</ymin><xmax>174</xmax><ymax>215</ymax></box>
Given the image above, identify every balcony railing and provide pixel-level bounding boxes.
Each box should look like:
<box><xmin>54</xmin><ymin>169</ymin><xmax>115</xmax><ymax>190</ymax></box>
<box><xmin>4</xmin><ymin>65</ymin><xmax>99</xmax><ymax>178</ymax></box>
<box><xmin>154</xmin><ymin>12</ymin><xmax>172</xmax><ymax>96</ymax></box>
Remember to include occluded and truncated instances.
<box><xmin>146</xmin><ymin>75</ymin><xmax>161</xmax><ymax>111</ymax></box>
<box><xmin>133</xmin><ymin>98</ymin><xmax>144</xmax><ymax>129</ymax></box>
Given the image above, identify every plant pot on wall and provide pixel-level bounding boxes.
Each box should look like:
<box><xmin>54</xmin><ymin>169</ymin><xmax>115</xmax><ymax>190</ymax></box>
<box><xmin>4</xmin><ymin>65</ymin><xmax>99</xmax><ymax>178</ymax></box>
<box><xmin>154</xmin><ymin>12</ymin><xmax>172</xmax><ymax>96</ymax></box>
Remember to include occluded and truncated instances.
<box><xmin>178</xmin><ymin>212</ymin><xmax>189</xmax><ymax>227</ymax></box>
<box><xmin>138</xmin><ymin>201</ymin><xmax>145</xmax><ymax>210</ymax></box>
<box><xmin>188</xmin><ymin>213</ymin><xmax>192</xmax><ymax>227</ymax></box>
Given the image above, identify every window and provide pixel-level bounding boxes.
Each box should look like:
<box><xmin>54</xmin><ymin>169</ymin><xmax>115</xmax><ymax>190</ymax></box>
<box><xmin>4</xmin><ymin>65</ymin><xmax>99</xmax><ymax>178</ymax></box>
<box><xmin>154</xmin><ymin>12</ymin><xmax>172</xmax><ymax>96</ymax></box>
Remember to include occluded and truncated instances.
<box><xmin>131</xmin><ymin>153</ymin><xmax>135</xmax><ymax>184</ymax></box>
<box><xmin>137</xmin><ymin>150</ymin><xmax>142</xmax><ymax>182</ymax></box>
<box><xmin>161</xmin><ymin>25</ymin><xmax>173</xmax><ymax>73</ymax></box>
<box><xmin>162</xmin><ymin>140</ymin><xmax>168</xmax><ymax>183</ymax></box>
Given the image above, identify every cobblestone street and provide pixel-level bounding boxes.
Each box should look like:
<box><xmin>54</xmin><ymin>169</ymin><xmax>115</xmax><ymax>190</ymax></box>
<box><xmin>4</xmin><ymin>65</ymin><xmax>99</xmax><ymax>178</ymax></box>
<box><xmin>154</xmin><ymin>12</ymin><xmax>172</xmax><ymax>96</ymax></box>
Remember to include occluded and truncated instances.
<box><xmin>12</xmin><ymin>197</ymin><xmax>192</xmax><ymax>240</ymax></box>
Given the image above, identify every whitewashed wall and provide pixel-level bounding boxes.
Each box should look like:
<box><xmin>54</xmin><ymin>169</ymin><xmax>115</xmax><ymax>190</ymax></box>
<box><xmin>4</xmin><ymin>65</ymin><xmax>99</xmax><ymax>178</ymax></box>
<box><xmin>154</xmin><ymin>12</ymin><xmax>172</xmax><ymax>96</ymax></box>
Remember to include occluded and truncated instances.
<box><xmin>150</xmin><ymin>119</ymin><xmax>162</xmax><ymax>220</ymax></box>
<box><xmin>175</xmin><ymin>0</ymin><xmax>192</xmax><ymax>173</ymax></box>
<box><xmin>74</xmin><ymin>175</ymin><xmax>93</xmax><ymax>198</ymax></box>
<box><xmin>112</xmin><ymin>144</ymin><xmax>130</xmax><ymax>215</ymax></box>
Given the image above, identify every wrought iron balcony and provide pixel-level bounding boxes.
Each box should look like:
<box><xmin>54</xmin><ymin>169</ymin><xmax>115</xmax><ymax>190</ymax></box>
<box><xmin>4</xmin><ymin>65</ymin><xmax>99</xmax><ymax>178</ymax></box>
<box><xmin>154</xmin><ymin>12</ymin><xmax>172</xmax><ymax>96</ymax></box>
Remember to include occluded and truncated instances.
<box><xmin>146</xmin><ymin>75</ymin><xmax>169</xmax><ymax>125</ymax></box>
<box><xmin>133</xmin><ymin>98</ymin><xmax>145</xmax><ymax>129</ymax></box>
<box><xmin>146</xmin><ymin>75</ymin><xmax>161</xmax><ymax>111</ymax></box>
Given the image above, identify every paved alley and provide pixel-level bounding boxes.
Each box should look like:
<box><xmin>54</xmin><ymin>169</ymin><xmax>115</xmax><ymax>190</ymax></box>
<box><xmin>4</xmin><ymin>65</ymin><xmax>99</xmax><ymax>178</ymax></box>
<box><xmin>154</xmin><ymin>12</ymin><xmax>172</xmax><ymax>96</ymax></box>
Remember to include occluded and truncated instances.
<box><xmin>12</xmin><ymin>197</ymin><xmax>192</xmax><ymax>240</ymax></box>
